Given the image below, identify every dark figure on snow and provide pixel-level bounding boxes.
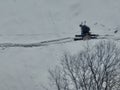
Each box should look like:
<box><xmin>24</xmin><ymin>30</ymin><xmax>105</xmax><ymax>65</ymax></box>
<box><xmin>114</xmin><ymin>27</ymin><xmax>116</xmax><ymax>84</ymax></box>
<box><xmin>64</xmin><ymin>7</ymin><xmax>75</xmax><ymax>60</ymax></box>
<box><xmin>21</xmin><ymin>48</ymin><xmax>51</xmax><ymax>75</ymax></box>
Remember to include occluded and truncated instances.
<box><xmin>79</xmin><ymin>23</ymin><xmax>91</xmax><ymax>38</ymax></box>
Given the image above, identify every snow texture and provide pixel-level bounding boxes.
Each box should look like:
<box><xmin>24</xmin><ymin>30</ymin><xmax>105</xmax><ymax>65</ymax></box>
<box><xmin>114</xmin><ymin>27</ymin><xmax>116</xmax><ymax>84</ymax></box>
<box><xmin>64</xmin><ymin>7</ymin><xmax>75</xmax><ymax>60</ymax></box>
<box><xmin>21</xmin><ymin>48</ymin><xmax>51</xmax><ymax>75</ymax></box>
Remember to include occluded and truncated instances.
<box><xmin>0</xmin><ymin>0</ymin><xmax>120</xmax><ymax>90</ymax></box>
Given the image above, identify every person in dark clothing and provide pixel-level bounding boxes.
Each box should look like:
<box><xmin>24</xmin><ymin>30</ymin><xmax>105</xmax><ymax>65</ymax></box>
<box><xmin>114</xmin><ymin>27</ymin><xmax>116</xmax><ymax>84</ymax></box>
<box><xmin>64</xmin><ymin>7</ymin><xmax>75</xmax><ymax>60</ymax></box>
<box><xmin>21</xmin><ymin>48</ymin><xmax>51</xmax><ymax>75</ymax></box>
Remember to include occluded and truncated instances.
<box><xmin>79</xmin><ymin>24</ymin><xmax>90</xmax><ymax>37</ymax></box>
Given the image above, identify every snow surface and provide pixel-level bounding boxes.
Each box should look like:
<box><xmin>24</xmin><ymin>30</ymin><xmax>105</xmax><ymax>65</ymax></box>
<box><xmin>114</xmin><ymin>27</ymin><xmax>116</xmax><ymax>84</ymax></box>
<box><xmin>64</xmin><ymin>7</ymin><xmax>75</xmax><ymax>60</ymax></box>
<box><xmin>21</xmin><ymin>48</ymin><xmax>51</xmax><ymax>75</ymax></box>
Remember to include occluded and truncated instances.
<box><xmin>0</xmin><ymin>0</ymin><xmax>120</xmax><ymax>90</ymax></box>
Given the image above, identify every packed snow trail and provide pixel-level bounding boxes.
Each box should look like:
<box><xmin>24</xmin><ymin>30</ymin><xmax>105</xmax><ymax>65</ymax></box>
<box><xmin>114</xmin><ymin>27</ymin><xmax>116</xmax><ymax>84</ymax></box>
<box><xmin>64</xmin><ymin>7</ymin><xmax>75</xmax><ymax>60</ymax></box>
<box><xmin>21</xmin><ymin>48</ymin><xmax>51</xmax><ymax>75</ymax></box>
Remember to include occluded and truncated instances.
<box><xmin>0</xmin><ymin>35</ymin><xmax>119</xmax><ymax>48</ymax></box>
<box><xmin>0</xmin><ymin>37</ymin><xmax>74</xmax><ymax>48</ymax></box>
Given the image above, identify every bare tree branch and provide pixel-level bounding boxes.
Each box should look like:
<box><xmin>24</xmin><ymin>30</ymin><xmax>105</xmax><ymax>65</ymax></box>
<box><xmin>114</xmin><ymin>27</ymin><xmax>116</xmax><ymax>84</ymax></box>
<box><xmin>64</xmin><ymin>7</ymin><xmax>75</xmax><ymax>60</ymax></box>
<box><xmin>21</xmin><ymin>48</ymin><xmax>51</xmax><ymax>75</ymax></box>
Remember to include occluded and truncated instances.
<box><xmin>47</xmin><ymin>40</ymin><xmax>120</xmax><ymax>90</ymax></box>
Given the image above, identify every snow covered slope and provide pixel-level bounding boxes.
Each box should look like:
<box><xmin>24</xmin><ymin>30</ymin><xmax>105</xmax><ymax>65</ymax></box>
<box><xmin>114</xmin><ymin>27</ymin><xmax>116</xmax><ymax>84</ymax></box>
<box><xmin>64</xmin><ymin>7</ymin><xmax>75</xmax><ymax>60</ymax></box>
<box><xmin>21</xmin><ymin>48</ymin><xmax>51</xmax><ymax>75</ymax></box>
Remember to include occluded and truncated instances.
<box><xmin>0</xmin><ymin>0</ymin><xmax>120</xmax><ymax>42</ymax></box>
<box><xmin>0</xmin><ymin>0</ymin><xmax>120</xmax><ymax>90</ymax></box>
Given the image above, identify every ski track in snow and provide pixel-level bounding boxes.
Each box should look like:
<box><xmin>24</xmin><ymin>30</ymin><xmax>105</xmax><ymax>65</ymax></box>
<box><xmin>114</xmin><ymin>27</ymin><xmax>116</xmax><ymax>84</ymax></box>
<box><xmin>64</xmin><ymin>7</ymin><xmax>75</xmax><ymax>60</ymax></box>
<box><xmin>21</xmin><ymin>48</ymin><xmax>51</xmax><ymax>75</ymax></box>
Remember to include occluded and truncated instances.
<box><xmin>0</xmin><ymin>35</ymin><xmax>120</xmax><ymax>48</ymax></box>
<box><xmin>0</xmin><ymin>37</ymin><xmax>74</xmax><ymax>48</ymax></box>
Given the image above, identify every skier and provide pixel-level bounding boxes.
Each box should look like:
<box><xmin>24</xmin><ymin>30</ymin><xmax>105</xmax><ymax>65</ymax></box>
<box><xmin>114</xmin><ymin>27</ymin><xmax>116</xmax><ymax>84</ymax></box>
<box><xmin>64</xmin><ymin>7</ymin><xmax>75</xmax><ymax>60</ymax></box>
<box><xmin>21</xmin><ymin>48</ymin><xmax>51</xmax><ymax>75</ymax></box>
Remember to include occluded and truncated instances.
<box><xmin>79</xmin><ymin>22</ymin><xmax>91</xmax><ymax>39</ymax></box>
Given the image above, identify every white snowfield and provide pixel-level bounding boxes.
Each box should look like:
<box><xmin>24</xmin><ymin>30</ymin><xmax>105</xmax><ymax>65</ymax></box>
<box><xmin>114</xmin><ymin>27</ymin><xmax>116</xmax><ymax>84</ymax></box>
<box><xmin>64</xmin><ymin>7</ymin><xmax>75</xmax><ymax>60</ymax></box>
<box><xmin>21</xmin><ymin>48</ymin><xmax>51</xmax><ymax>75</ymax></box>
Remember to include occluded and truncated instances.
<box><xmin>0</xmin><ymin>0</ymin><xmax>120</xmax><ymax>90</ymax></box>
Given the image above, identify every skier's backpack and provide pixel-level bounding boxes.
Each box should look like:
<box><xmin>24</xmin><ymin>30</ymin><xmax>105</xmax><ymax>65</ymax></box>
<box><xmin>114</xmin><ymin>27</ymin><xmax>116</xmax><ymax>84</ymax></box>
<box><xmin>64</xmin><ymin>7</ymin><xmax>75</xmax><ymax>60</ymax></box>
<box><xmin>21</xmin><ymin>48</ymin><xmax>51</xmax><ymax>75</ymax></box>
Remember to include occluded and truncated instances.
<box><xmin>82</xmin><ymin>25</ymin><xmax>90</xmax><ymax>34</ymax></box>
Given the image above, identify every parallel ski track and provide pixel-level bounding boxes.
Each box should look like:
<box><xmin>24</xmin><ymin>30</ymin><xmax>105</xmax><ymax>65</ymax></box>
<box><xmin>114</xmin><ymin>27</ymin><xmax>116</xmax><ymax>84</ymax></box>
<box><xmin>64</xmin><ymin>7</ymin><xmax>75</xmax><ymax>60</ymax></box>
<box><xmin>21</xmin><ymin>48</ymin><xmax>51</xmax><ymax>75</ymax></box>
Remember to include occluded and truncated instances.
<box><xmin>0</xmin><ymin>37</ymin><xmax>74</xmax><ymax>48</ymax></box>
<box><xmin>0</xmin><ymin>35</ymin><xmax>119</xmax><ymax>48</ymax></box>
<box><xmin>97</xmin><ymin>35</ymin><xmax>120</xmax><ymax>40</ymax></box>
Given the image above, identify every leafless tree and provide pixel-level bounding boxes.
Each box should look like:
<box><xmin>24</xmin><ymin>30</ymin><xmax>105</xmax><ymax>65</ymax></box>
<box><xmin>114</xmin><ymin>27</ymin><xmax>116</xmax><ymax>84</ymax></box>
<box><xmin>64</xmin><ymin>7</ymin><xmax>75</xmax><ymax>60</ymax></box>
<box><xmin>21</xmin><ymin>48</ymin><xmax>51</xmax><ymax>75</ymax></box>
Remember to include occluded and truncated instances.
<box><xmin>48</xmin><ymin>41</ymin><xmax>120</xmax><ymax>90</ymax></box>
